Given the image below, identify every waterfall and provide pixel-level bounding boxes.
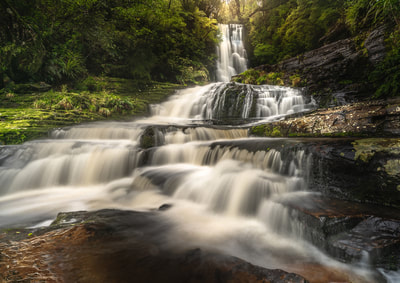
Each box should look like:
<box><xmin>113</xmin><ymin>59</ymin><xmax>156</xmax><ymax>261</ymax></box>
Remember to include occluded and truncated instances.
<box><xmin>0</xmin><ymin>65</ymin><xmax>382</xmax><ymax>281</ymax></box>
<box><xmin>151</xmin><ymin>82</ymin><xmax>313</xmax><ymax>121</ymax></box>
<box><xmin>216</xmin><ymin>24</ymin><xmax>248</xmax><ymax>82</ymax></box>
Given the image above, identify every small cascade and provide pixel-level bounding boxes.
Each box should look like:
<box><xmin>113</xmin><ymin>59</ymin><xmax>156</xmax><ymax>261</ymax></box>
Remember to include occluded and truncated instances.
<box><xmin>132</xmin><ymin>154</ymin><xmax>306</xmax><ymax>217</ymax></box>
<box><xmin>151</xmin><ymin>82</ymin><xmax>313</xmax><ymax>122</ymax></box>
<box><xmin>0</xmin><ymin>81</ymin><xmax>385</xmax><ymax>281</ymax></box>
<box><xmin>51</xmin><ymin>122</ymin><xmax>143</xmax><ymax>140</ymax></box>
<box><xmin>147</xmin><ymin>141</ymin><xmax>310</xmax><ymax>180</ymax></box>
<box><xmin>154</xmin><ymin>127</ymin><xmax>248</xmax><ymax>145</ymax></box>
<box><xmin>0</xmin><ymin>140</ymin><xmax>140</xmax><ymax>194</ymax></box>
<box><xmin>216</xmin><ymin>24</ymin><xmax>248</xmax><ymax>82</ymax></box>
<box><xmin>255</xmin><ymin>85</ymin><xmax>307</xmax><ymax>117</ymax></box>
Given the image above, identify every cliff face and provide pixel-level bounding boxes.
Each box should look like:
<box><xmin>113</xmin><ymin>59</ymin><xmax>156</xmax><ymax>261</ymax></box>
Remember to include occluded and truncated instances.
<box><xmin>234</xmin><ymin>26</ymin><xmax>387</xmax><ymax>107</ymax></box>
<box><xmin>250</xmin><ymin>98</ymin><xmax>400</xmax><ymax>138</ymax></box>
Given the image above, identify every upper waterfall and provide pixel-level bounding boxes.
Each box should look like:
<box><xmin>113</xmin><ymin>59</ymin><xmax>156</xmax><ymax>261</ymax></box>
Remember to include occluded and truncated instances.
<box><xmin>216</xmin><ymin>24</ymin><xmax>248</xmax><ymax>82</ymax></box>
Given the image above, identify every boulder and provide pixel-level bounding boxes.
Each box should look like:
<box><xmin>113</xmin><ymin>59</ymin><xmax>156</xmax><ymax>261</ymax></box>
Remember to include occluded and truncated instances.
<box><xmin>284</xmin><ymin>195</ymin><xmax>400</xmax><ymax>269</ymax></box>
<box><xmin>0</xmin><ymin>209</ymin><xmax>308</xmax><ymax>283</ymax></box>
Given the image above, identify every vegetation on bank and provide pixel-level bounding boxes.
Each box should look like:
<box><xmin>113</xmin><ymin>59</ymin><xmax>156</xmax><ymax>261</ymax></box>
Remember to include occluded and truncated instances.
<box><xmin>224</xmin><ymin>0</ymin><xmax>399</xmax><ymax>64</ymax></box>
<box><xmin>0</xmin><ymin>77</ymin><xmax>178</xmax><ymax>144</ymax></box>
<box><xmin>224</xmin><ymin>0</ymin><xmax>400</xmax><ymax>98</ymax></box>
<box><xmin>0</xmin><ymin>0</ymin><xmax>220</xmax><ymax>87</ymax></box>
<box><xmin>1</xmin><ymin>0</ymin><xmax>400</xmax><ymax>146</ymax></box>
<box><xmin>0</xmin><ymin>0</ymin><xmax>221</xmax><ymax>144</ymax></box>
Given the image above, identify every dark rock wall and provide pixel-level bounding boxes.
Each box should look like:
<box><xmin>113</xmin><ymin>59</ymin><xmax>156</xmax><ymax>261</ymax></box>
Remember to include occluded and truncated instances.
<box><xmin>249</xmin><ymin>27</ymin><xmax>387</xmax><ymax>107</ymax></box>
<box><xmin>303</xmin><ymin>138</ymin><xmax>400</xmax><ymax>209</ymax></box>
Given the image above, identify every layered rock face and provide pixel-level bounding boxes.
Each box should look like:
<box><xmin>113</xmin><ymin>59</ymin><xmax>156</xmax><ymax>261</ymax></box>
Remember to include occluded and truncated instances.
<box><xmin>236</xmin><ymin>26</ymin><xmax>387</xmax><ymax>107</ymax></box>
<box><xmin>250</xmin><ymin>98</ymin><xmax>400</xmax><ymax>138</ymax></box>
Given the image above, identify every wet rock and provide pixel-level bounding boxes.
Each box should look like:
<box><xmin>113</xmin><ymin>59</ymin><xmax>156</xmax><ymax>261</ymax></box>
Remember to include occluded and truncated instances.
<box><xmin>140</xmin><ymin>126</ymin><xmax>156</xmax><ymax>149</ymax></box>
<box><xmin>250</xmin><ymin>98</ymin><xmax>400</xmax><ymax>137</ymax></box>
<box><xmin>364</xmin><ymin>26</ymin><xmax>387</xmax><ymax>65</ymax></box>
<box><xmin>284</xmin><ymin>196</ymin><xmax>400</xmax><ymax>269</ymax></box>
<box><xmin>235</xmin><ymin>26</ymin><xmax>387</xmax><ymax>106</ymax></box>
<box><xmin>328</xmin><ymin>217</ymin><xmax>400</xmax><ymax>269</ymax></box>
<box><xmin>0</xmin><ymin>209</ymin><xmax>308</xmax><ymax>283</ymax></box>
<box><xmin>304</xmin><ymin>138</ymin><xmax>400</xmax><ymax>208</ymax></box>
<box><xmin>219</xmin><ymin>137</ymin><xmax>400</xmax><ymax>208</ymax></box>
<box><xmin>159</xmin><ymin>203</ymin><xmax>173</xmax><ymax>211</ymax></box>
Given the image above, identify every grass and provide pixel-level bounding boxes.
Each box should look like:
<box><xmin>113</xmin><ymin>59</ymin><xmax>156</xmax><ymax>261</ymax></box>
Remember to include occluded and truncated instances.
<box><xmin>0</xmin><ymin>77</ymin><xmax>179</xmax><ymax>144</ymax></box>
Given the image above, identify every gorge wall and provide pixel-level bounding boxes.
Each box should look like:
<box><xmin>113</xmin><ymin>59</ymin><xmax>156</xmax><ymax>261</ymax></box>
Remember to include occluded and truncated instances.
<box><xmin>234</xmin><ymin>26</ymin><xmax>387</xmax><ymax>107</ymax></box>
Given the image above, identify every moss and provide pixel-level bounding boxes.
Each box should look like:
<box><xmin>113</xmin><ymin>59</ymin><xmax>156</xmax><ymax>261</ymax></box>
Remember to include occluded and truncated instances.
<box><xmin>250</xmin><ymin>125</ymin><xmax>283</xmax><ymax>137</ymax></box>
<box><xmin>265</xmin><ymin>72</ymin><xmax>283</xmax><ymax>86</ymax></box>
<box><xmin>320</xmin><ymin>132</ymin><xmax>367</xmax><ymax>138</ymax></box>
<box><xmin>0</xmin><ymin>77</ymin><xmax>179</xmax><ymax>144</ymax></box>
<box><xmin>239</xmin><ymin>69</ymin><xmax>262</xmax><ymax>84</ymax></box>
<box><xmin>289</xmin><ymin>74</ymin><xmax>303</xmax><ymax>87</ymax></box>
<box><xmin>338</xmin><ymin>80</ymin><xmax>353</xmax><ymax>85</ymax></box>
<box><xmin>352</xmin><ymin>138</ymin><xmax>400</xmax><ymax>163</ymax></box>
<box><xmin>384</xmin><ymin>159</ymin><xmax>400</xmax><ymax>177</ymax></box>
<box><xmin>140</xmin><ymin>127</ymin><xmax>155</xmax><ymax>149</ymax></box>
<box><xmin>250</xmin><ymin>125</ymin><xmax>267</xmax><ymax>136</ymax></box>
<box><xmin>270</xmin><ymin>127</ymin><xmax>283</xmax><ymax>137</ymax></box>
<box><xmin>288</xmin><ymin>132</ymin><xmax>314</xmax><ymax>137</ymax></box>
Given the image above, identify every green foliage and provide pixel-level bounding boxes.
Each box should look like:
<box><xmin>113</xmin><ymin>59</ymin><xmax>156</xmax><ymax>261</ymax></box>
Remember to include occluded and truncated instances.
<box><xmin>250</xmin><ymin>124</ymin><xmax>283</xmax><ymax>137</ymax></box>
<box><xmin>232</xmin><ymin>69</ymin><xmax>285</xmax><ymax>86</ymax></box>
<box><xmin>0</xmin><ymin>0</ymin><xmax>219</xmax><ymax>86</ymax></box>
<box><xmin>247</xmin><ymin>0</ymin><xmax>345</xmax><ymax>65</ymax></box>
<box><xmin>370</xmin><ymin>30</ymin><xmax>400</xmax><ymax>98</ymax></box>
<box><xmin>0</xmin><ymin>77</ymin><xmax>179</xmax><ymax>144</ymax></box>
<box><xmin>346</xmin><ymin>0</ymin><xmax>400</xmax><ymax>33</ymax></box>
<box><xmin>250</xmin><ymin>125</ymin><xmax>267</xmax><ymax>136</ymax></box>
<box><xmin>33</xmin><ymin>90</ymin><xmax>135</xmax><ymax>116</ymax></box>
<box><xmin>253</xmin><ymin>44</ymin><xmax>277</xmax><ymax>65</ymax></box>
<box><xmin>266</xmin><ymin>72</ymin><xmax>284</xmax><ymax>85</ymax></box>
<box><xmin>232</xmin><ymin>69</ymin><xmax>261</xmax><ymax>84</ymax></box>
<box><xmin>289</xmin><ymin>74</ymin><xmax>303</xmax><ymax>87</ymax></box>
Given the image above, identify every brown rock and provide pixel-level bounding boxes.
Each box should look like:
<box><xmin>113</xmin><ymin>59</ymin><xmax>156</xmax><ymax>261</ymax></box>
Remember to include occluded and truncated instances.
<box><xmin>0</xmin><ymin>209</ymin><xmax>308</xmax><ymax>283</ymax></box>
<box><xmin>251</xmin><ymin>98</ymin><xmax>400</xmax><ymax>137</ymax></box>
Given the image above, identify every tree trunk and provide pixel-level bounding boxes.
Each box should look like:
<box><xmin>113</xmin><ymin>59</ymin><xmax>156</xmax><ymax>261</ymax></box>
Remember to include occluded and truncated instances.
<box><xmin>235</xmin><ymin>0</ymin><xmax>242</xmax><ymax>21</ymax></box>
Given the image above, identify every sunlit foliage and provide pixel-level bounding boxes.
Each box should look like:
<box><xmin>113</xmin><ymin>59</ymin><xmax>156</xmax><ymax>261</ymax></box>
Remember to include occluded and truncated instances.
<box><xmin>0</xmin><ymin>0</ymin><xmax>219</xmax><ymax>86</ymax></box>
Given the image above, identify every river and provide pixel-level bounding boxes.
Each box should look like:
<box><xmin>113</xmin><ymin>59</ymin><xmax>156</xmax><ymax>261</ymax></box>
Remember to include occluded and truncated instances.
<box><xmin>0</xmin><ymin>24</ymin><xmax>398</xmax><ymax>282</ymax></box>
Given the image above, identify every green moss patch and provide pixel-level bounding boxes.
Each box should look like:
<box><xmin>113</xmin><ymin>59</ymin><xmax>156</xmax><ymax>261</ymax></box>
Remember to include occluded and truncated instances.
<box><xmin>0</xmin><ymin>77</ymin><xmax>178</xmax><ymax>144</ymax></box>
<box><xmin>352</xmin><ymin>138</ymin><xmax>400</xmax><ymax>163</ymax></box>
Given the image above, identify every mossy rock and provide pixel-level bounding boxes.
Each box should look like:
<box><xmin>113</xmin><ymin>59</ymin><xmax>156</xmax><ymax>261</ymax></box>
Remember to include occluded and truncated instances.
<box><xmin>140</xmin><ymin>127</ymin><xmax>155</xmax><ymax>149</ymax></box>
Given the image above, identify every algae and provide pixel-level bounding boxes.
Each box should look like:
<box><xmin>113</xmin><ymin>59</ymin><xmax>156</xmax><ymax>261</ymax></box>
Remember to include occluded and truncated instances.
<box><xmin>352</xmin><ymin>138</ymin><xmax>400</xmax><ymax>163</ymax></box>
<box><xmin>384</xmin><ymin>160</ymin><xmax>400</xmax><ymax>177</ymax></box>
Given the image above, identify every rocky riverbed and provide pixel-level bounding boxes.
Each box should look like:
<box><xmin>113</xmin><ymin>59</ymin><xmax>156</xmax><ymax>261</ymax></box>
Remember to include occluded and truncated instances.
<box><xmin>0</xmin><ymin>209</ymin><xmax>308</xmax><ymax>283</ymax></box>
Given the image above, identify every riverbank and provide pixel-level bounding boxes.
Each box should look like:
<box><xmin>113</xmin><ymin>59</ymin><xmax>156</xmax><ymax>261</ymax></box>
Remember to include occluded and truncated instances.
<box><xmin>0</xmin><ymin>77</ymin><xmax>179</xmax><ymax>145</ymax></box>
<box><xmin>250</xmin><ymin>98</ymin><xmax>400</xmax><ymax>138</ymax></box>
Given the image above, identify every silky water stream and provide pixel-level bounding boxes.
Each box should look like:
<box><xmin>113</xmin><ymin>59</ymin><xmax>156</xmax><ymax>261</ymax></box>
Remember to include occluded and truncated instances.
<box><xmin>1</xmin><ymin>23</ymin><xmax>398</xmax><ymax>282</ymax></box>
<box><xmin>0</xmin><ymin>82</ymin><xmax>395</xmax><ymax>282</ymax></box>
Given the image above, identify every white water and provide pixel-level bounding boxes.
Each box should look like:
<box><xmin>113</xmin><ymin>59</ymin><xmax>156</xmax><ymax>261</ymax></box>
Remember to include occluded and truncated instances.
<box><xmin>216</xmin><ymin>24</ymin><xmax>247</xmax><ymax>82</ymax></box>
<box><xmin>150</xmin><ymin>82</ymin><xmax>314</xmax><ymax>121</ymax></box>
<box><xmin>0</xmin><ymin>83</ymin><xmax>386</xmax><ymax>282</ymax></box>
<box><xmin>0</xmin><ymin>42</ymin><xmax>389</xmax><ymax>282</ymax></box>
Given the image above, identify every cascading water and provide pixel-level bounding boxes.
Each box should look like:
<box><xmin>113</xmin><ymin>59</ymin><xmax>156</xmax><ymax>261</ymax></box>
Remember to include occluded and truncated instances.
<box><xmin>0</xmin><ymin>31</ymin><xmax>394</xmax><ymax>283</ymax></box>
<box><xmin>151</xmin><ymin>82</ymin><xmax>314</xmax><ymax>122</ymax></box>
<box><xmin>216</xmin><ymin>24</ymin><xmax>248</xmax><ymax>82</ymax></box>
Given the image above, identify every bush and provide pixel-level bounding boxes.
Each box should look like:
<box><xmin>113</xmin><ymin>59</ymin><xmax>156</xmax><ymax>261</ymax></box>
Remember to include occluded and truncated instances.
<box><xmin>370</xmin><ymin>30</ymin><xmax>400</xmax><ymax>98</ymax></box>
<box><xmin>254</xmin><ymin>44</ymin><xmax>277</xmax><ymax>65</ymax></box>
